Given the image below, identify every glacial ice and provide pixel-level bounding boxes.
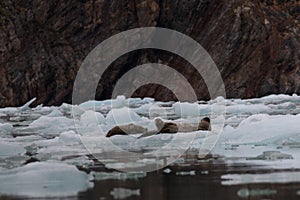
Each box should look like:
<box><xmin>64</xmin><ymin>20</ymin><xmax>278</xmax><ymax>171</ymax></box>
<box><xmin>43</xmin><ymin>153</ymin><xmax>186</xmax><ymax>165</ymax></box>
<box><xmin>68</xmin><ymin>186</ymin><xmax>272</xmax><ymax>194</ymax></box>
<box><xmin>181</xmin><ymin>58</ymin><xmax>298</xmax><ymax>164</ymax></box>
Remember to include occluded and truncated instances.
<box><xmin>110</xmin><ymin>188</ymin><xmax>140</xmax><ymax>199</ymax></box>
<box><xmin>0</xmin><ymin>123</ymin><xmax>13</xmax><ymax>136</ymax></box>
<box><xmin>0</xmin><ymin>142</ymin><xmax>25</xmax><ymax>158</ymax></box>
<box><xmin>106</xmin><ymin>107</ymin><xmax>143</xmax><ymax>125</ymax></box>
<box><xmin>0</xmin><ymin>161</ymin><xmax>93</xmax><ymax>197</ymax></box>
<box><xmin>28</xmin><ymin>116</ymin><xmax>75</xmax><ymax>137</ymax></box>
<box><xmin>0</xmin><ymin>94</ymin><xmax>300</xmax><ymax>197</ymax></box>
<box><xmin>80</xmin><ymin>110</ymin><xmax>106</xmax><ymax>126</ymax></box>
<box><xmin>222</xmin><ymin>171</ymin><xmax>300</xmax><ymax>185</ymax></box>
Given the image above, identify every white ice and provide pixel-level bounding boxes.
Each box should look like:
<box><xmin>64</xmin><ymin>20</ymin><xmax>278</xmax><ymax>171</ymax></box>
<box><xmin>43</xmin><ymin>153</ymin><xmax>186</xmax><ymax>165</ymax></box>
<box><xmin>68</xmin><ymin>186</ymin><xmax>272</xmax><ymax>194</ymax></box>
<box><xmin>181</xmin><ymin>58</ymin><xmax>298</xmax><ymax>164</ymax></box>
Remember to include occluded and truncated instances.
<box><xmin>0</xmin><ymin>161</ymin><xmax>93</xmax><ymax>197</ymax></box>
<box><xmin>106</xmin><ymin>107</ymin><xmax>143</xmax><ymax>126</ymax></box>
<box><xmin>222</xmin><ymin>171</ymin><xmax>300</xmax><ymax>185</ymax></box>
<box><xmin>0</xmin><ymin>94</ymin><xmax>299</xmax><ymax>197</ymax></box>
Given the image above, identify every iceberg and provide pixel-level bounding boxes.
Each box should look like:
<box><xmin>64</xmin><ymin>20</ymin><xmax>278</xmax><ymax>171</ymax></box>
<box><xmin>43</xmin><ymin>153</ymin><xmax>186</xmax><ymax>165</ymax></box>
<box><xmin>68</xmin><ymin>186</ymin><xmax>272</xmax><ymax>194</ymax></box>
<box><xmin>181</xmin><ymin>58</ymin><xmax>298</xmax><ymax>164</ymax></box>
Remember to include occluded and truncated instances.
<box><xmin>0</xmin><ymin>161</ymin><xmax>93</xmax><ymax>197</ymax></box>
<box><xmin>106</xmin><ymin>107</ymin><xmax>143</xmax><ymax>126</ymax></box>
<box><xmin>80</xmin><ymin>110</ymin><xmax>106</xmax><ymax>126</ymax></box>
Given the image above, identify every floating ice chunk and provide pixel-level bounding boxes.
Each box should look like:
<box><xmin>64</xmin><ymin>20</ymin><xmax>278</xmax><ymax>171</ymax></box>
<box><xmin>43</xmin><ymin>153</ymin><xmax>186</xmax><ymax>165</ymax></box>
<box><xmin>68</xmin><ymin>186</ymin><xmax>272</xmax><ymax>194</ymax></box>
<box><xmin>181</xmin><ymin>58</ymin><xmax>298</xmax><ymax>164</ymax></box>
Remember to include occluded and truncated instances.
<box><xmin>225</xmin><ymin>114</ymin><xmax>300</xmax><ymax>144</ymax></box>
<box><xmin>173</xmin><ymin>102</ymin><xmax>199</xmax><ymax>117</ymax></box>
<box><xmin>148</xmin><ymin>104</ymin><xmax>168</xmax><ymax>118</ymax></box>
<box><xmin>176</xmin><ymin>170</ymin><xmax>196</xmax><ymax>176</ymax></box>
<box><xmin>270</xmin><ymin>102</ymin><xmax>297</xmax><ymax>110</ymax></box>
<box><xmin>222</xmin><ymin>171</ymin><xmax>300</xmax><ymax>185</ymax></box>
<box><xmin>198</xmin><ymin>104</ymin><xmax>212</xmax><ymax>115</ymax></box>
<box><xmin>62</xmin><ymin>155</ymin><xmax>94</xmax><ymax>167</ymax></box>
<box><xmin>29</xmin><ymin>116</ymin><xmax>75</xmax><ymax>136</ymax></box>
<box><xmin>111</xmin><ymin>95</ymin><xmax>127</xmax><ymax>108</ymax></box>
<box><xmin>105</xmin><ymin>162</ymin><xmax>145</xmax><ymax>170</ymax></box>
<box><xmin>80</xmin><ymin>110</ymin><xmax>106</xmax><ymax>126</ymax></box>
<box><xmin>226</xmin><ymin>104</ymin><xmax>269</xmax><ymax>114</ymax></box>
<box><xmin>46</xmin><ymin>109</ymin><xmax>63</xmax><ymax>117</ymax></box>
<box><xmin>248</xmin><ymin>151</ymin><xmax>293</xmax><ymax>161</ymax></box>
<box><xmin>60</xmin><ymin>103</ymin><xmax>73</xmax><ymax>112</ymax></box>
<box><xmin>134</xmin><ymin>134</ymin><xmax>174</xmax><ymax>149</ymax></box>
<box><xmin>71</xmin><ymin>105</ymin><xmax>85</xmax><ymax>119</ymax></box>
<box><xmin>163</xmin><ymin>168</ymin><xmax>172</xmax><ymax>174</ymax></box>
<box><xmin>109</xmin><ymin>135</ymin><xmax>137</xmax><ymax>150</ymax></box>
<box><xmin>93</xmin><ymin>171</ymin><xmax>146</xmax><ymax>181</ymax></box>
<box><xmin>0</xmin><ymin>123</ymin><xmax>13</xmax><ymax>136</ymax></box>
<box><xmin>106</xmin><ymin>107</ymin><xmax>142</xmax><ymax>125</ymax></box>
<box><xmin>79</xmin><ymin>99</ymin><xmax>111</xmax><ymax>110</ymax></box>
<box><xmin>237</xmin><ymin>188</ymin><xmax>277</xmax><ymax>198</ymax></box>
<box><xmin>0</xmin><ymin>161</ymin><xmax>93</xmax><ymax>197</ymax></box>
<box><xmin>142</xmin><ymin>97</ymin><xmax>154</xmax><ymax>103</ymax></box>
<box><xmin>24</xmin><ymin>143</ymin><xmax>38</xmax><ymax>156</ymax></box>
<box><xmin>0</xmin><ymin>142</ymin><xmax>25</xmax><ymax>158</ymax></box>
<box><xmin>18</xmin><ymin>97</ymin><xmax>36</xmax><ymax>112</ymax></box>
<box><xmin>110</xmin><ymin>188</ymin><xmax>140</xmax><ymax>199</ymax></box>
<box><xmin>76</xmin><ymin>126</ymin><xmax>105</xmax><ymax>137</ymax></box>
<box><xmin>133</xmin><ymin>103</ymin><xmax>152</xmax><ymax>115</ymax></box>
<box><xmin>58</xmin><ymin>131</ymin><xmax>81</xmax><ymax>144</ymax></box>
<box><xmin>237</xmin><ymin>114</ymin><xmax>270</xmax><ymax>128</ymax></box>
<box><xmin>259</xmin><ymin>94</ymin><xmax>300</xmax><ymax>104</ymax></box>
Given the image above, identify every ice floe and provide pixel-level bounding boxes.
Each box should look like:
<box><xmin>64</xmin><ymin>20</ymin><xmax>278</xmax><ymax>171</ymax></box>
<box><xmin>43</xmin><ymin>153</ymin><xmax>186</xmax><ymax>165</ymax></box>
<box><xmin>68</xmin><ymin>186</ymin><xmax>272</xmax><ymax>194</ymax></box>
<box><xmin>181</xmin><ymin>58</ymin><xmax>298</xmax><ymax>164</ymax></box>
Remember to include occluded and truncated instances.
<box><xmin>0</xmin><ymin>161</ymin><xmax>93</xmax><ymax>197</ymax></box>
<box><xmin>110</xmin><ymin>188</ymin><xmax>140</xmax><ymax>199</ymax></box>
<box><xmin>222</xmin><ymin>171</ymin><xmax>300</xmax><ymax>185</ymax></box>
<box><xmin>0</xmin><ymin>94</ymin><xmax>300</xmax><ymax>197</ymax></box>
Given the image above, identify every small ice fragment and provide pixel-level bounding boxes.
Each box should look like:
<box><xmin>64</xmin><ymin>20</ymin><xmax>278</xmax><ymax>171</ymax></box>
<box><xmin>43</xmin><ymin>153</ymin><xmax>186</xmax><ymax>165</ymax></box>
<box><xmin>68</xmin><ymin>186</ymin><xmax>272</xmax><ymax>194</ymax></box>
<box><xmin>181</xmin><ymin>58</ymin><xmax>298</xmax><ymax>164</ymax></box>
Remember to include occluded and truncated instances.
<box><xmin>24</xmin><ymin>143</ymin><xmax>38</xmax><ymax>156</ymax></box>
<box><xmin>71</xmin><ymin>105</ymin><xmax>85</xmax><ymax>119</ymax></box>
<box><xmin>112</xmin><ymin>95</ymin><xmax>127</xmax><ymax>108</ymax></box>
<box><xmin>173</xmin><ymin>102</ymin><xmax>199</xmax><ymax>117</ymax></box>
<box><xmin>105</xmin><ymin>162</ymin><xmax>145</xmax><ymax>170</ymax></box>
<box><xmin>93</xmin><ymin>171</ymin><xmax>146</xmax><ymax>181</ymax></box>
<box><xmin>222</xmin><ymin>171</ymin><xmax>300</xmax><ymax>185</ymax></box>
<box><xmin>18</xmin><ymin>97</ymin><xmax>36</xmax><ymax>112</ymax></box>
<box><xmin>0</xmin><ymin>123</ymin><xmax>13</xmax><ymax>136</ymax></box>
<box><xmin>46</xmin><ymin>109</ymin><xmax>63</xmax><ymax>117</ymax></box>
<box><xmin>163</xmin><ymin>168</ymin><xmax>171</xmax><ymax>174</ymax></box>
<box><xmin>176</xmin><ymin>170</ymin><xmax>196</xmax><ymax>176</ymax></box>
<box><xmin>80</xmin><ymin>110</ymin><xmax>106</xmax><ymax>126</ymax></box>
<box><xmin>237</xmin><ymin>188</ymin><xmax>277</xmax><ymax>198</ymax></box>
<box><xmin>0</xmin><ymin>142</ymin><xmax>25</xmax><ymax>158</ymax></box>
<box><xmin>110</xmin><ymin>188</ymin><xmax>140</xmax><ymax>199</ymax></box>
<box><xmin>106</xmin><ymin>107</ymin><xmax>142</xmax><ymax>125</ymax></box>
<box><xmin>29</xmin><ymin>116</ymin><xmax>74</xmax><ymax>136</ymax></box>
<box><xmin>58</xmin><ymin>131</ymin><xmax>81</xmax><ymax>143</ymax></box>
<box><xmin>201</xmin><ymin>170</ymin><xmax>209</xmax><ymax>175</ymax></box>
<box><xmin>248</xmin><ymin>151</ymin><xmax>293</xmax><ymax>161</ymax></box>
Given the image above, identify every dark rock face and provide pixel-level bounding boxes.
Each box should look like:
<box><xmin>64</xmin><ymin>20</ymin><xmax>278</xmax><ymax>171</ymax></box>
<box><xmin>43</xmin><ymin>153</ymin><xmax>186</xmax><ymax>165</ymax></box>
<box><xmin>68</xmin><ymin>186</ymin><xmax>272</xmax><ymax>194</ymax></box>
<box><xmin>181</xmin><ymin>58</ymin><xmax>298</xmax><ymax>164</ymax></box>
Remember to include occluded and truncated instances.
<box><xmin>0</xmin><ymin>0</ymin><xmax>299</xmax><ymax>107</ymax></box>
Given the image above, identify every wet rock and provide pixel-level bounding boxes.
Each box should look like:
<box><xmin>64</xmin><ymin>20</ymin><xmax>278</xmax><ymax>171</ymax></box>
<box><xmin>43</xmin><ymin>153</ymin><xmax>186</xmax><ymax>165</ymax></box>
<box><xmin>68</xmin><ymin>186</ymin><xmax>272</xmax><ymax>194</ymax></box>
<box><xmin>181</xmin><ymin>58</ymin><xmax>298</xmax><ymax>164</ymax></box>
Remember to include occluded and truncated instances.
<box><xmin>0</xmin><ymin>1</ymin><xmax>299</xmax><ymax>106</ymax></box>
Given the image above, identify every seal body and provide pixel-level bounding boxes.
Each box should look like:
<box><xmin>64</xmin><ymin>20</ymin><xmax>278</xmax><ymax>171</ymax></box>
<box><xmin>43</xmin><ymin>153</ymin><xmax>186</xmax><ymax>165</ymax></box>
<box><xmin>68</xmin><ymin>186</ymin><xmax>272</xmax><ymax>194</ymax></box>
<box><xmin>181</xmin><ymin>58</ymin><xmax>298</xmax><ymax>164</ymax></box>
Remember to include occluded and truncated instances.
<box><xmin>108</xmin><ymin>117</ymin><xmax>211</xmax><ymax>138</ymax></box>
<box><xmin>155</xmin><ymin>118</ymin><xmax>178</xmax><ymax>133</ymax></box>
<box><xmin>198</xmin><ymin>117</ymin><xmax>211</xmax><ymax>131</ymax></box>
<box><xmin>106</xmin><ymin>124</ymin><xmax>147</xmax><ymax>137</ymax></box>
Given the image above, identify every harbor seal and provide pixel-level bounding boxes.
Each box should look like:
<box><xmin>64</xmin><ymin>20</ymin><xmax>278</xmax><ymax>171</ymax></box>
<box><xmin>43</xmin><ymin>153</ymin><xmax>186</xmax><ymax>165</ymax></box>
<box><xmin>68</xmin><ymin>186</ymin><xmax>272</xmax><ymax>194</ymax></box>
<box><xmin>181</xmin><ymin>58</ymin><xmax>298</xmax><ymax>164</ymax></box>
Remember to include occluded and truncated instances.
<box><xmin>198</xmin><ymin>117</ymin><xmax>211</xmax><ymax>131</ymax></box>
<box><xmin>106</xmin><ymin>123</ymin><xmax>147</xmax><ymax>137</ymax></box>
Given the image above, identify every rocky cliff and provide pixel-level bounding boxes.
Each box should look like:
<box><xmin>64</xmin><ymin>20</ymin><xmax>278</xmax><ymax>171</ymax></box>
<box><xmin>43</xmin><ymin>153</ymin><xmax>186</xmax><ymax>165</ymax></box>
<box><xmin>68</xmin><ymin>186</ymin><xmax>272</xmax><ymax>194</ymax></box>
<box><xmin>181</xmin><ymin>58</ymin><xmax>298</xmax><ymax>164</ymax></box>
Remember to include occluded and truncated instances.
<box><xmin>0</xmin><ymin>0</ymin><xmax>299</xmax><ymax>106</ymax></box>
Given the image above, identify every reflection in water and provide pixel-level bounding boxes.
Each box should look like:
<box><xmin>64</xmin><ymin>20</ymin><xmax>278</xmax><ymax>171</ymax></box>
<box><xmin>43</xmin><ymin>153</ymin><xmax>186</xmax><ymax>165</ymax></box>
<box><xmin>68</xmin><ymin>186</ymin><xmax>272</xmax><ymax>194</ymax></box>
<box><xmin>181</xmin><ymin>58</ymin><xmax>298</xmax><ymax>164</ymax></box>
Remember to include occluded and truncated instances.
<box><xmin>79</xmin><ymin>159</ymin><xmax>300</xmax><ymax>200</ymax></box>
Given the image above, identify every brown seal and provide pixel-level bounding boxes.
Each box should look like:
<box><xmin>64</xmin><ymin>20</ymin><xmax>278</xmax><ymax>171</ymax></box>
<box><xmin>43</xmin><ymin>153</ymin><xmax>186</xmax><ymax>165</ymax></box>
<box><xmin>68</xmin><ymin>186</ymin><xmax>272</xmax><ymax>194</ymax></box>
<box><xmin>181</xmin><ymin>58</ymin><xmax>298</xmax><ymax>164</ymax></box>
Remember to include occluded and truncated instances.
<box><xmin>106</xmin><ymin>123</ymin><xmax>147</xmax><ymax>137</ymax></box>
<box><xmin>109</xmin><ymin>117</ymin><xmax>212</xmax><ymax>138</ymax></box>
<box><xmin>155</xmin><ymin>118</ymin><xmax>179</xmax><ymax>133</ymax></box>
<box><xmin>155</xmin><ymin>117</ymin><xmax>211</xmax><ymax>133</ymax></box>
<box><xmin>198</xmin><ymin>117</ymin><xmax>211</xmax><ymax>131</ymax></box>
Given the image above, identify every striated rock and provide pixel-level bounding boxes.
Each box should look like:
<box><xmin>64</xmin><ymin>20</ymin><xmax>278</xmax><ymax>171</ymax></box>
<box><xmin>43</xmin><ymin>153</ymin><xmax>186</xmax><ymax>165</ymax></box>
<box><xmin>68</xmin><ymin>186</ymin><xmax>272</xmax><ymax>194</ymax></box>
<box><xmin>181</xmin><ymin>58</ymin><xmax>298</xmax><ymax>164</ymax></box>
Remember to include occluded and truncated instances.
<box><xmin>0</xmin><ymin>0</ymin><xmax>299</xmax><ymax>107</ymax></box>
